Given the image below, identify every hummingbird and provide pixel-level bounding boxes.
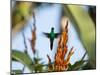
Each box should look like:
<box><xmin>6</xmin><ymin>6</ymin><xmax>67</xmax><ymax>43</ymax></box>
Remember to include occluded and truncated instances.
<box><xmin>43</xmin><ymin>27</ymin><xmax>60</xmax><ymax>50</ymax></box>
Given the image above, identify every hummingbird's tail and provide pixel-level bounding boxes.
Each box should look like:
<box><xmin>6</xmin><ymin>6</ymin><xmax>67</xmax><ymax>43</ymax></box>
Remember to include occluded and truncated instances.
<box><xmin>50</xmin><ymin>40</ymin><xmax>53</xmax><ymax>50</ymax></box>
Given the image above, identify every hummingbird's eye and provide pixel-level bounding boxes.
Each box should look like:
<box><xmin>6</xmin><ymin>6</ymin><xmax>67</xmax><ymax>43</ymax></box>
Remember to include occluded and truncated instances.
<box><xmin>52</xmin><ymin>27</ymin><xmax>54</xmax><ymax>30</ymax></box>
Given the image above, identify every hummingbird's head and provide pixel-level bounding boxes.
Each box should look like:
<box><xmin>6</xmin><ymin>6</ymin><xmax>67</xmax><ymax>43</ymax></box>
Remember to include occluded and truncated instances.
<box><xmin>51</xmin><ymin>27</ymin><xmax>54</xmax><ymax>31</ymax></box>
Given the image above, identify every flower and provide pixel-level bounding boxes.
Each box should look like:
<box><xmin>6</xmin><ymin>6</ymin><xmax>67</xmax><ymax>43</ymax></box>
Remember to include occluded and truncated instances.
<box><xmin>30</xmin><ymin>28</ymin><xmax>36</xmax><ymax>54</ymax></box>
<box><xmin>47</xmin><ymin>18</ymin><xmax>74</xmax><ymax>71</ymax></box>
<box><xmin>29</xmin><ymin>12</ymin><xmax>36</xmax><ymax>54</ymax></box>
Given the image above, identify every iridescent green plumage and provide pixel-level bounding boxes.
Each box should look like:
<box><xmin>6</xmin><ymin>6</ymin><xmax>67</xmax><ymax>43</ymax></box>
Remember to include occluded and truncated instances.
<box><xmin>43</xmin><ymin>27</ymin><xmax>60</xmax><ymax>50</ymax></box>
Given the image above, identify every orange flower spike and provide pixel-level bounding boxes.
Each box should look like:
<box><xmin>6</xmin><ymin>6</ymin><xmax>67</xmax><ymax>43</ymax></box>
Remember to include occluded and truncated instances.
<box><xmin>29</xmin><ymin>12</ymin><xmax>36</xmax><ymax>54</ymax></box>
<box><xmin>62</xmin><ymin>20</ymin><xmax>68</xmax><ymax>46</ymax></box>
<box><xmin>55</xmin><ymin>48</ymin><xmax>62</xmax><ymax>65</ymax></box>
<box><xmin>48</xmin><ymin>17</ymin><xmax>75</xmax><ymax>71</ymax></box>
<box><xmin>59</xmin><ymin>18</ymin><xmax>68</xmax><ymax>49</ymax></box>
<box><xmin>64</xmin><ymin>19</ymin><xmax>68</xmax><ymax>33</ymax></box>
<box><xmin>61</xmin><ymin>21</ymin><xmax>68</xmax><ymax>59</ymax></box>
<box><xmin>57</xmin><ymin>48</ymin><xmax>63</xmax><ymax>57</ymax></box>
<box><xmin>65</xmin><ymin>47</ymin><xmax>74</xmax><ymax>65</ymax></box>
<box><xmin>62</xmin><ymin>46</ymin><xmax>68</xmax><ymax>59</ymax></box>
<box><xmin>68</xmin><ymin>47</ymin><xmax>74</xmax><ymax>60</ymax></box>
<box><xmin>29</xmin><ymin>29</ymin><xmax>36</xmax><ymax>54</ymax></box>
<box><xmin>63</xmin><ymin>31</ymin><xmax>68</xmax><ymax>46</ymax></box>
<box><xmin>58</xmin><ymin>36</ymin><xmax>63</xmax><ymax>48</ymax></box>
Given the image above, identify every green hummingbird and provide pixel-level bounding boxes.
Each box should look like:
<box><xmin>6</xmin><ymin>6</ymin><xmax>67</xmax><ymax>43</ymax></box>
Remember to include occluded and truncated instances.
<box><xmin>43</xmin><ymin>27</ymin><xmax>60</xmax><ymax>50</ymax></box>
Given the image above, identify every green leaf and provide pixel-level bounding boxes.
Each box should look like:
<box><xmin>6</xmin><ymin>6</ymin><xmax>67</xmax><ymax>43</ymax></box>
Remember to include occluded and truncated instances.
<box><xmin>33</xmin><ymin>57</ymin><xmax>41</xmax><ymax>64</ymax></box>
<box><xmin>32</xmin><ymin>57</ymin><xmax>44</xmax><ymax>72</ymax></box>
<box><xmin>63</xmin><ymin>5</ymin><xmax>96</xmax><ymax>68</ymax></box>
<box><xmin>82</xmin><ymin>62</ymin><xmax>96</xmax><ymax>70</ymax></box>
<box><xmin>34</xmin><ymin>64</ymin><xmax>44</xmax><ymax>72</ymax></box>
<box><xmin>68</xmin><ymin>60</ymin><xmax>85</xmax><ymax>70</ymax></box>
<box><xmin>11</xmin><ymin>70</ymin><xmax>22</xmax><ymax>75</ymax></box>
<box><xmin>12</xmin><ymin>57</ymin><xmax>18</xmax><ymax>61</ymax></box>
<box><xmin>12</xmin><ymin>50</ymin><xmax>34</xmax><ymax>72</ymax></box>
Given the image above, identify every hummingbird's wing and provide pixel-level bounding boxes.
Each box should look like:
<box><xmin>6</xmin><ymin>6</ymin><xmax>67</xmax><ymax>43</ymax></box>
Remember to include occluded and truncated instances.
<box><xmin>43</xmin><ymin>32</ymin><xmax>50</xmax><ymax>38</ymax></box>
<box><xmin>55</xmin><ymin>33</ymin><xmax>61</xmax><ymax>38</ymax></box>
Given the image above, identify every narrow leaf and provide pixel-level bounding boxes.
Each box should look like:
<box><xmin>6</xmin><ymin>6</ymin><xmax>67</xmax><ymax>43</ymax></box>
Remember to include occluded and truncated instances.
<box><xmin>63</xmin><ymin>5</ymin><xmax>96</xmax><ymax>68</ymax></box>
<box><xmin>12</xmin><ymin>50</ymin><xmax>34</xmax><ymax>72</ymax></box>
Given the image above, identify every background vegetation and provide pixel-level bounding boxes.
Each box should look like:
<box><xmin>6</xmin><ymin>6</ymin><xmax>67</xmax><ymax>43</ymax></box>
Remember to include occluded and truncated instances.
<box><xmin>11</xmin><ymin>1</ymin><xmax>96</xmax><ymax>74</ymax></box>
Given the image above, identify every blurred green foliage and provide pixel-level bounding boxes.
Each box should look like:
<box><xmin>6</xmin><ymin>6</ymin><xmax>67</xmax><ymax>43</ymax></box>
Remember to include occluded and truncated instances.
<box><xmin>11</xmin><ymin>70</ymin><xmax>22</xmax><ymax>75</ymax></box>
<box><xmin>12</xmin><ymin>50</ymin><xmax>34</xmax><ymax>72</ymax></box>
<box><xmin>12</xmin><ymin>2</ymin><xmax>96</xmax><ymax>74</ymax></box>
<box><xmin>12</xmin><ymin>2</ymin><xmax>33</xmax><ymax>27</ymax></box>
<box><xmin>12</xmin><ymin>50</ymin><xmax>45</xmax><ymax>74</ymax></box>
<box><xmin>63</xmin><ymin>5</ymin><xmax>96</xmax><ymax>68</ymax></box>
